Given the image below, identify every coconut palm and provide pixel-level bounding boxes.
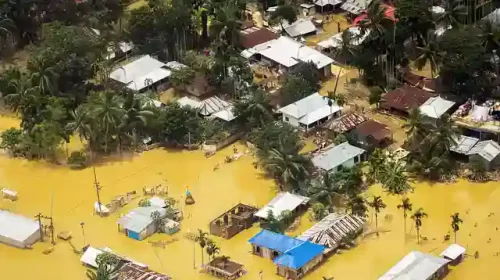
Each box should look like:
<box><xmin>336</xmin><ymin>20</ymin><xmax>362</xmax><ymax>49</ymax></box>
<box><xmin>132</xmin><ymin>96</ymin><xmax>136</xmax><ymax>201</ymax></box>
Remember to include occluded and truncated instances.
<box><xmin>367</xmin><ymin>196</ymin><xmax>386</xmax><ymax>236</ymax></box>
<box><xmin>333</xmin><ymin>28</ymin><xmax>358</xmax><ymax>66</ymax></box>
<box><xmin>379</xmin><ymin>160</ymin><xmax>413</xmax><ymax>195</ymax></box>
<box><xmin>259</xmin><ymin>146</ymin><xmax>311</xmax><ymax>191</ymax></box>
<box><xmin>403</xmin><ymin>108</ymin><xmax>428</xmax><ymax>147</ymax></box>
<box><xmin>0</xmin><ymin>15</ymin><xmax>14</xmax><ymax>51</ymax></box>
<box><xmin>347</xmin><ymin>195</ymin><xmax>368</xmax><ymax>217</ymax></box>
<box><xmin>415</xmin><ymin>31</ymin><xmax>442</xmax><ymax>78</ymax></box>
<box><xmin>27</xmin><ymin>57</ymin><xmax>60</xmax><ymax>95</ymax></box>
<box><xmin>205</xmin><ymin>239</ymin><xmax>220</xmax><ymax>262</ymax></box>
<box><xmin>308</xmin><ymin>172</ymin><xmax>341</xmax><ymax>208</ymax></box>
<box><xmin>430</xmin><ymin>114</ymin><xmax>459</xmax><ymax>154</ymax></box>
<box><xmin>411</xmin><ymin>207</ymin><xmax>428</xmax><ymax>244</ymax></box>
<box><xmin>451</xmin><ymin>212</ymin><xmax>463</xmax><ymax>243</ymax></box>
<box><xmin>194</xmin><ymin>229</ymin><xmax>209</xmax><ymax>265</ymax></box>
<box><xmin>233</xmin><ymin>89</ymin><xmax>273</xmax><ymax>128</ymax></box>
<box><xmin>269</xmin><ymin>4</ymin><xmax>297</xmax><ymax>32</ymax></box>
<box><xmin>358</xmin><ymin>0</ymin><xmax>392</xmax><ymax>40</ymax></box>
<box><xmin>209</xmin><ymin>1</ymin><xmax>241</xmax><ymax>47</ymax></box>
<box><xmin>2</xmin><ymin>72</ymin><xmax>40</xmax><ymax>113</ymax></box>
<box><xmin>216</xmin><ymin>255</ymin><xmax>231</xmax><ymax>269</ymax></box>
<box><xmin>120</xmin><ymin>92</ymin><xmax>154</xmax><ymax>147</ymax></box>
<box><xmin>87</xmin><ymin>91</ymin><xmax>125</xmax><ymax>153</ymax></box>
<box><xmin>397</xmin><ymin>197</ymin><xmax>413</xmax><ymax>235</ymax></box>
<box><xmin>68</xmin><ymin>107</ymin><xmax>92</xmax><ymax>142</ymax></box>
<box><xmin>435</xmin><ymin>0</ymin><xmax>467</xmax><ymax>28</ymax></box>
<box><xmin>364</xmin><ymin>148</ymin><xmax>387</xmax><ymax>184</ymax></box>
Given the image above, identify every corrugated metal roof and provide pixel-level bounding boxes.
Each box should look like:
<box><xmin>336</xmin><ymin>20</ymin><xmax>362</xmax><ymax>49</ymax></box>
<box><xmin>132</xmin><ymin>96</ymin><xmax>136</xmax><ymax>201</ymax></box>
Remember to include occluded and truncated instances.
<box><xmin>381</xmin><ymin>85</ymin><xmax>434</xmax><ymax>112</ymax></box>
<box><xmin>324</xmin><ymin>112</ymin><xmax>367</xmax><ymax>133</ymax></box>
<box><xmin>312</xmin><ymin>142</ymin><xmax>365</xmax><ymax>171</ymax></box>
<box><xmin>440</xmin><ymin>244</ymin><xmax>466</xmax><ymax>260</ymax></box>
<box><xmin>199</xmin><ymin>96</ymin><xmax>232</xmax><ymax>116</ymax></box>
<box><xmin>248</xmin><ymin>229</ymin><xmax>303</xmax><ymax>253</ymax></box>
<box><xmin>466</xmin><ymin>140</ymin><xmax>500</xmax><ymax>162</ymax></box>
<box><xmin>279</xmin><ymin>93</ymin><xmax>339</xmax><ymax>120</ymax></box>
<box><xmin>283</xmin><ymin>19</ymin><xmax>317</xmax><ymax>38</ymax></box>
<box><xmin>118</xmin><ymin>207</ymin><xmax>166</xmax><ymax>233</ymax></box>
<box><xmin>378</xmin><ymin>251</ymin><xmax>450</xmax><ymax>280</ymax></box>
<box><xmin>314</xmin><ymin>0</ymin><xmax>342</xmax><ymax>6</ymax></box>
<box><xmin>0</xmin><ymin>210</ymin><xmax>40</xmax><ymax>245</ymax></box>
<box><xmin>297</xmin><ymin>213</ymin><xmax>365</xmax><ymax>251</ymax></box>
<box><xmin>341</xmin><ymin>0</ymin><xmax>373</xmax><ymax>14</ymax></box>
<box><xmin>273</xmin><ymin>241</ymin><xmax>325</xmax><ymax>269</ymax></box>
<box><xmin>110</xmin><ymin>55</ymin><xmax>166</xmax><ymax>85</ymax></box>
<box><xmin>126</xmin><ymin>68</ymin><xmax>172</xmax><ymax>91</ymax></box>
<box><xmin>419</xmin><ymin>96</ymin><xmax>455</xmax><ymax>119</ymax></box>
<box><xmin>254</xmin><ymin>192</ymin><xmax>310</xmax><ymax>219</ymax></box>
<box><xmin>257</xmin><ymin>36</ymin><xmax>333</xmax><ymax>69</ymax></box>
<box><xmin>450</xmin><ymin>135</ymin><xmax>479</xmax><ymax>155</ymax></box>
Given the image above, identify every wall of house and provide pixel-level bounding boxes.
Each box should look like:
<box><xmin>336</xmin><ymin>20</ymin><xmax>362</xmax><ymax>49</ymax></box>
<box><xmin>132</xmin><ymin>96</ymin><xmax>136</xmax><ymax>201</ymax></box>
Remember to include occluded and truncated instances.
<box><xmin>469</xmin><ymin>155</ymin><xmax>492</xmax><ymax>171</ymax></box>
<box><xmin>252</xmin><ymin>245</ymin><xmax>278</xmax><ymax>259</ymax></box>
<box><xmin>282</xmin><ymin>114</ymin><xmax>300</xmax><ymax>127</ymax></box>
<box><xmin>301</xmin><ymin>254</ymin><xmax>324</xmax><ymax>275</ymax></box>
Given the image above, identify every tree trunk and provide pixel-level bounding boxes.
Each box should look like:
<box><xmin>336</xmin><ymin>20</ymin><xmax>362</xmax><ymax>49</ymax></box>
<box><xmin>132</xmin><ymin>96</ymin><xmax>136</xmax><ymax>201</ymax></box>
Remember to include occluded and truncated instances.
<box><xmin>417</xmin><ymin>228</ymin><xmax>420</xmax><ymax>244</ymax></box>
<box><xmin>201</xmin><ymin>247</ymin><xmax>204</xmax><ymax>265</ymax></box>
<box><xmin>375</xmin><ymin>213</ymin><xmax>379</xmax><ymax>236</ymax></box>
<box><xmin>201</xmin><ymin>10</ymin><xmax>208</xmax><ymax>41</ymax></box>
<box><xmin>454</xmin><ymin>231</ymin><xmax>457</xmax><ymax>243</ymax></box>
<box><xmin>403</xmin><ymin>215</ymin><xmax>406</xmax><ymax>236</ymax></box>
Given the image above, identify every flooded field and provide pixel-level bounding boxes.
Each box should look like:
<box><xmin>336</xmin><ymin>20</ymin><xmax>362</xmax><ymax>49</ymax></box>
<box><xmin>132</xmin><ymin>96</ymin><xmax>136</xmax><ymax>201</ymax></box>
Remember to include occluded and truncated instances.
<box><xmin>1</xmin><ymin>114</ymin><xmax>500</xmax><ymax>280</ymax></box>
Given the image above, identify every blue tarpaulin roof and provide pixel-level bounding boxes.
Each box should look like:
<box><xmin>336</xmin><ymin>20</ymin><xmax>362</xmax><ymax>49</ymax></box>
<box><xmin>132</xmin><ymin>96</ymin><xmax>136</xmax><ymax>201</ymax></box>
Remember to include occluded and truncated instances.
<box><xmin>274</xmin><ymin>241</ymin><xmax>325</xmax><ymax>269</ymax></box>
<box><xmin>248</xmin><ymin>230</ymin><xmax>303</xmax><ymax>253</ymax></box>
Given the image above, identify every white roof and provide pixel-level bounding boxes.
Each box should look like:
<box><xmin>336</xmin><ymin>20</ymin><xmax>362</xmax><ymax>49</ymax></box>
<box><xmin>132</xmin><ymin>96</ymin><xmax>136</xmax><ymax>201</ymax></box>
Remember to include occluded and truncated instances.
<box><xmin>255</xmin><ymin>36</ymin><xmax>333</xmax><ymax>69</ymax></box>
<box><xmin>149</xmin><ymin>197</ymin><xmax>167</xmax><ymax>208</ymax></box>
<box><xmin>431</xmin><ymin>6</ymin><xmax>445</xmax><ymax>14</ymax></box>
<box><xmin>80</xmin><ymin>247</ymin><xmax>113</xmax><ymax>268</ymax></box>
<box><xmin>467</xmin><ymin>140</ymin><xmax>500</xmax><ymax>162</ymax></box>
<box><xmin>283</xmin><ymin>19</ymin><xmax>317</xmax><ymax>38</ymax></box>
<box><xmin>419</xmin><ymin>96</ymin><xmax>455</xmax><ymax>119</ymax></box>
<box><xmin>126</xmin><ymin>68</ymin><xmax>172</xmax><ymax>91</ymax></box>
<box><xmin>300</xmin><ymin>3</ymin><xmax>315</xmax><ymax>8</ymax></box>
<box><xmin>312</xmin><ymin>142</ymin><xmax>365</xmax><ymax>171</ymax></box>
<box><xmin>255</xmin><ymin>192</ymin><xmax>310</xmax><ymax>219</ymax></box>
<box><xmin>440</xmin><ymin>244</ymin><xmax>466</xmax><ymax>260</ymax></box>
<box><xmin>279</xmin><ymin>93</ymin><xmax>341</xmax><ymax>125</ymax></box>
<box><xmin>177</xmin><ymin>96</ymin><xmax>202</xmax><ymax>108</ymax></box>
<box><xmin>318</xmin><ymin>27</ymin><xmax>368</xmax><ymax>49</ymax></box>
<box><xmin>166</xmin><ymin>61</ymin><xmax>188</xmax><ymax>70</ymax></box>
<box><xmin>199</xmin><ymin>96</ymin><xmax>232</xmax><ymax>116</ymax></box>
<box><xmin>314</xmin><ymin>0</ymin><xmax>342</xmax><ymax>6</ymax></box>
<box><xmin>213</xmin><ymin>106</ymin><xmax>237</xmax><ymax>121</ymax></box>
<box><xmin>109</xmin><ymin>55</ymin><xmax>166</xmax><ymax>84</ymax></box>
<box><xmin>379</xmin><ymin>251</ymin><xmax>450</xmax><ymax>280</ymax></box>
<box><xmin>94</xmin><ymin>202</ymin><xmax>110</xmax><ymax>214</ymax></box>
<box><xmin>450</xmin><ymin>135</ymin><xmax>479</xmax><ymax>155</ymax></box>
<box><xmin>471</xmin><ymin>105</ymin><xmax>490</xmax><ymax>122</ymax></box>
<box><xmin>0</xmin><ymin>210</ymin><xmax>40</xmax><ymax>244</ymax></box>
<box><xmin>267</xmin><ymin>6</ymin><xmax>278</xmax><ymax>12</ymax></box>
<box><xmin>118</xmin><ymin>207</ymin><xmax>166</xmax><ymax>233</ymax></box>
<box><xmin>341</xmin><ymin>0</ymin><xmax>372</xmax><ymax>14</ymax></box>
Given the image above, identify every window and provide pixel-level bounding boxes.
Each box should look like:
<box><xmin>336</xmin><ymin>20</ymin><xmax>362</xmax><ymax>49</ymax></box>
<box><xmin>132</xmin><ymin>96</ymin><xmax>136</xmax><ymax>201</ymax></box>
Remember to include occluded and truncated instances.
<box><xmin>337</xmin><ymin>166</ymin><xmax>342</xmax><ymax>171</ymax></box>
<box><xmin>285</xmin><ymin>117</ymin><xmax>289</xmax><ymax>122</ymax></box>
<box><xmin>354</xmin><ymin>156</ymin><xmax>359</xmax><ymax>163</ymax></box>
<box><xmin>256</xmin><ymin>246</ymin><xmax>261</xmax><ymax>253</ymax></box>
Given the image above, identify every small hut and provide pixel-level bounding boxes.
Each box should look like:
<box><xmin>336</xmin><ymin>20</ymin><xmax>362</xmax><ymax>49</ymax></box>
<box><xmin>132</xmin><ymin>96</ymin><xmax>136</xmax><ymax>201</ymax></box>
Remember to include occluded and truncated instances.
<box><xmin>440</xmin><ymin>244</ymin><xmax>466</xmax><ymax>266</ymax></box>
<box><xmin>205</xmin><ymin>256</ymin><xmax>244</xmax><ymax>280</ymax></box>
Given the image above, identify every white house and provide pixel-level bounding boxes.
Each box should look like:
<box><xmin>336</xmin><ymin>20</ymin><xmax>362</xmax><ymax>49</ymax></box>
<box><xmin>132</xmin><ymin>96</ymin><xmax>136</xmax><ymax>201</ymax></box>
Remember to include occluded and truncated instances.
<box><xmin>109</xmin><ymin>55</ymin><xmax>171</xmax><ymax>92</ymax></box>
<box><xmin>279</xmin><ymin>93</ymin><xmax>341</xmax><ymax>131</ymax></box>
<box><xmin>419</xmin><ymin>96</ymin><xmax>455</xmax><ymax>119</ymax></box>
<box><xmin>254</xmin><ymin>192</ymin><xmax>310</xmax><ymax>220</ymax></box>
<box><xmin>312</xmin><ymin>142</ymin><xmax>366</xmax><ymax>173</ymax></box>
<box><xmin>379</xmin><ymin>251</ymin><xmax>450</xmax><ymax>280</ymax></box>
<box><xmin>0</xmin><ymin>210</ymin><xmax>41</xmax><ymax>248</ymax></box>
<box><xmin>241</xmin><ymin>36</ymin><xmax>334</xmax><ymax>78</ymax></box>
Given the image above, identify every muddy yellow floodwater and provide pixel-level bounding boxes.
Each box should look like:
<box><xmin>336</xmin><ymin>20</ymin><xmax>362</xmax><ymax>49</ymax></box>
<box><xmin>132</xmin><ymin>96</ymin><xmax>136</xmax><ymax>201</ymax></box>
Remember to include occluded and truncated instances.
<box><xmin>0</xmin><ymin>115</ymin><xmax>499</xmax><ymax>280</ymax></box>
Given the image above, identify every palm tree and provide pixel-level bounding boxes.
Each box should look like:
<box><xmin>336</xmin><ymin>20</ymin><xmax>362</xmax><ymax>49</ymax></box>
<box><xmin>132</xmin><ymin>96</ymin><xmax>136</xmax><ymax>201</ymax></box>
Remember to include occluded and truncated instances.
<box><xmin>367</xmin><ymin>196</ymin><xmax>386</xmax><ymax>236</ymax></box>
<box><xmin>194</xmin><ymin>229</ymin><xmax>209</xmax><ymax>265</ymax></box>
<box><xmin>0</xmin><ymin>15</ymin><xmax>14</xmax><ymax>51</ymax></box>
<box><xmin>259</xmin><ymin>147</ymin><xmax>311</xmax><ymax>191</ymax></box>
<box><xmin>347</xmin><ymin>195</ymin><xmax>368</xmax><ymax>217</ymax></box>
<box><xmin>415</xmin><ymin>31</ymin><xmax>442</xmax><ymax>78</ymax></box>
<box><xmin>477</xmin><ymin>20</ymin><xmax>500</xmax><ymax>74</ymax></box>
<box><xmin>216</xmin><ymin>255</ymin><xmax>231</xmax><ymax>269</ymax></box>
<box><xmin>358</xmin><ymin>0</ymin><xmax>391</xmax><ymax>40</ymax></box>
<box><xmin>435</xmin><ymin>0</ymin><xmax>467</xmax><ymax>28</ymax></box>
<box><xmin>3</xmin><ymin>72</ymin><xmax>41</xmax><ymax>114</ymax></box>
<box><xmin>397</xmin><ymin>197</ymin><xmax>413</xmax><ymax>235</ymax></box>
<box><xmin>233</xmin><ymin>89</ymin><xmax>273</xmax><ymax>128</ymax></box>
<box><xmin>333</xmin><ymin>29</ymin><xmax>358</xmax><ymax>66</ymax></box>
<box><xmin>68</xmin><ymin>107</ymin><xmax>91</xmax><ymax>142</ymax></box>
<box><xmin>27</xmin><ymin>57</ymin><xmax>60</xmax><ymax>95</ymax></box>
<box><xmin>270</xmin><ymin>5</ymin><xmax>297</xmax><ymax>32</ymax></box>
<box><xmin>87</xmin><ymin>91</ymin><xmax>125</xmax><ymax>153</ymax></box>
<box><xmin>411</xmin><ymin>207</ymin><xmax>428</xmax><ymax>244</ymax></box>
<box><xmin>379</xmin><ymin>160</ymin><xmax>412</xmax><ymax>194</ymax></box>
<box><xmin>209</xmin><ymin>1</ymin><xmax>241</xmax><ymax>47</ymax></box>
<box><xmin>430</xmin><ymin>114</ymin><xmax>459</xmax><ymax>154</ymax></box>
<box><xmin>205</xmin><ymin>239</ymin><xmax>220</xmax><ymax>262</ymax></box>
<box><xmin>451</xmin><ymin>212</ymin><xmax>463</xmax><ymax>243</ymax></box>
<box><xmin>121</xmin><ymin>92</ymin><xmax>154</xmax><ymax>147</ymax></box>
<box><xmin>308</xmin><ymin>172</ymin><xmax>341</xmax><ymax>208</ymax></box>
<box><xmin>403</xmin><ymin>108</ymin><xmax>428</xmax><ymax>148</ymax></box>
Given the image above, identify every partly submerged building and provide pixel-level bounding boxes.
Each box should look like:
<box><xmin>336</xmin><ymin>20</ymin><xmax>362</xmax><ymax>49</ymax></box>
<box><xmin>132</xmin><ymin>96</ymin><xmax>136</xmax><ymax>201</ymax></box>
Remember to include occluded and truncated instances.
<box><xmin>297</xmin><ymin>213</ymin><xmax>365</xmax><ymax>254</ymax></box>
<box><xmin>248</xmin><ymin>229</ymin><xmax>325</xmax><ymax>279</ymax></box>
<box><xmin>440</xmin><ymin>243</ymin><xmax>466</xmax><ymax>266</ymax></box>
<box><xmin>466</xmin><ymin>140</ymin><xmax>500</xmax><ymax>171</ymax></box>
<box><xmin>278</xmin><ymin>93</ymin><xmax>341</xmax><ymax>132</ymax></box>
<box><xmin>378</xmin><ymin>251</ymin><xmax>450</xmax><ymax>280</ymax></box>
<box><xmin>0</xmin><ymin>210</ymin><xmax>41</xmax><ymax>248</ymax></box>
<box><xmin>312</xmin><ymin>142</ymin><xmax>366</xmax><ymax>173</ymax></box>
<box><xmin>254</xmin><ymin>192</ymin><xmax>310</xmax><ymax>221</ymax></box>
<box><xmin>210</xmin><ymin>203</ymin><xmax>258</xmax><ymax>239</ymax></box>
<box><xmin>117</xmin><ymin>207</ymin><xmax>167</xmax><ymax>240</ymax></box>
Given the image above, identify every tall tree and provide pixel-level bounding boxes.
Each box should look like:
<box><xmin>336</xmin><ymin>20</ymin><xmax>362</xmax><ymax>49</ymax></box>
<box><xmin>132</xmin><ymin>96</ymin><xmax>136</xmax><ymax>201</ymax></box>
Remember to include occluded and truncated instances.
<box><xmin>205</xmin><ymin>239</ymin><xmax>220</xmax><ymax>262</ymax></box>
<box><xmin>415</xmin><ymin>31</ymin><xmax>442</xmax><ymax>78</ymax></box>
<box><xmin>347</xmin><ymin>195</ymin><xmax>368</xmax><ymax>217</ymax></box>
<box><xmin>233</xmin><ymin>89</ymin><xmax>273</xmax><ymax>129</ymax></box>
<box><xmin>194</xmin><ymin>229</ymin><xmax>209</xmax><ymax>265</ymax></box>
<box><xmin>397</xmin><ymin>197</ymin><xmax>413</xmax><ymax>235</ymax></box>
<box><xmin>450</xmin><ymin>212</ymin><xmax>463</xmax><ymax>243</ymax></box>
<box><xmin>403</xmin><ymin>108</ymin><xmax>428</xmax><ymax>148</ymax></box>
<box><xmin>27</xmin><ymin>57</ymin><xmax>60</xmax><ymax>95</ymax></box>
<box><xmin>368</xmin><ymin>195</ymin><xmax>386</xmax><ymax>236</ymax></box>
<box><xmin>411</xmin><ymin>207</ymin><xmax>428</xmax><ymax>244</ymax></box>
<box><xmin>270</xmin><ymin>4</ymin><xmax>297</xmax><ymax>31</ymax></box>
<box><xmin>379</xmin><ymin>160</ymin><xmax>413</xmax><ymax>195</ymax></box>
<box><xmin>333</xmin><ymin>29</ymin><xmax>358</xmax><ymax>66</ymax></box>
<box><xmin>477</xmin><ymin>20</ymin><xmax>500</xmax><ymax>74</ymax></box>
<box><xmin>435</xmin><ymin>0</ymin><xmax>467</xmax><ymax>28</ymax></box>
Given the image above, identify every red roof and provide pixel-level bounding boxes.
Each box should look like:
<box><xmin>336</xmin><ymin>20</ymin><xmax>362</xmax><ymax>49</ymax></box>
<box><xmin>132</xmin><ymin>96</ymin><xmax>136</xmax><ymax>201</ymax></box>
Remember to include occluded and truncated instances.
<box><xmin>353</xmin><ymin>4</ymin><xmax>396</xmax><ymax>25</ymax></box>
<box><xmin>239</xmin><ymin>27</ymin><xmax>279</xmax><ymax>49</ymax></box>
<box><xmin>355</xmin><ymin>120</ymin><xmax>391</xmax><ymax>141</ymax></box>
<box><xmin>381</xmin><ymin>85</ymin><xmax>434</xmax><ymax>112</ymax></box>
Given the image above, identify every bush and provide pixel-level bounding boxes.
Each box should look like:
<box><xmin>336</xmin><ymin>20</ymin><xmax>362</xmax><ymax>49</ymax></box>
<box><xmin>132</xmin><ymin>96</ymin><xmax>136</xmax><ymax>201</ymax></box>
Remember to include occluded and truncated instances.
<box><xmin>0</xmin><ymin>128</ymin><xmax>23</xmax><ymax>156</ymax></box>
<box><xmin>67</xmin><ymin>151</ymin><xmax>88</xmax><ymax>169</ymax></box>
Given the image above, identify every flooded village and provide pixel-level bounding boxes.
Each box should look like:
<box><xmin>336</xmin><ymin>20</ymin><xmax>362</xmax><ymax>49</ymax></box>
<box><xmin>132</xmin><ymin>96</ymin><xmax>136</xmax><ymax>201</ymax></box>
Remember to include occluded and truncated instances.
<box><xmin>2</xmin><ymin>0</ymin><xmax>500</xmax><ymax>279</ymax></box>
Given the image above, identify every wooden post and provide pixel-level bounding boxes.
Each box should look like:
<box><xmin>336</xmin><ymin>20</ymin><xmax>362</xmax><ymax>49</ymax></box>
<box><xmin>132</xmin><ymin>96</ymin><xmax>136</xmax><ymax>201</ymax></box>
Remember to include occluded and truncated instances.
<box><xmin>36</xmin><ymin>213</ymin><xmax>44</xmax><ymax>242</ymax></box>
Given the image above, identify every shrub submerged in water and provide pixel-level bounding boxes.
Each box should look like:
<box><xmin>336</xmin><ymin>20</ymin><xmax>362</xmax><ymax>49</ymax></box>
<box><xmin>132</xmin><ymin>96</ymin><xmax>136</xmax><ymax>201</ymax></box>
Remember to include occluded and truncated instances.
<box><xmin>67</xmin><ymin>151</ymin><xmax>88</xmax><ymax>169</ymax></box>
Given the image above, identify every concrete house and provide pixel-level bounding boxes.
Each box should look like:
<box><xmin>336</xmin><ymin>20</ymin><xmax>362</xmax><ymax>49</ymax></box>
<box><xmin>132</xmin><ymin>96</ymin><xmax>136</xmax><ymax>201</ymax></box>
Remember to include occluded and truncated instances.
<box><xmin>254</xmin><ymin>192</ymin><xmax>310</xmax><ymax>221</ymax></box>
<box><xmin>466</xmin><ymin>140</ymin><xmax>500</xmax><ymax>171</ymax></box>
<box><xmin>312</xmin><ymin>142</ymin><xmax>366</xmax><ymax>173</ymax></box>
<box><xmin>117</xmin><ymin>207</ymin><xmax>167</xmax><ymax>241</ymax></box>
<box><xmin>279</xmin><ymin>93</ymin><xmax>341</xmax><ymax>132</ymax></box>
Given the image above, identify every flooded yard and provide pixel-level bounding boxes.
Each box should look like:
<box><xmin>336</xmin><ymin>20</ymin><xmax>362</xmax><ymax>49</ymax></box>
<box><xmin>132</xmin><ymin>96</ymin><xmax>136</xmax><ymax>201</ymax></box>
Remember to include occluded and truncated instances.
<box><xmin>0</xmin><ymin>114</ymin><xmax>499</xmax><ymax>280</ymax></box>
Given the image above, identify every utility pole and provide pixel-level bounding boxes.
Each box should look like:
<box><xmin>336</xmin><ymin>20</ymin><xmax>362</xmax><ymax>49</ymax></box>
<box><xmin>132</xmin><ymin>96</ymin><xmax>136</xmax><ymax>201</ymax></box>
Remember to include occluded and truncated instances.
<box><xmin>35</xmin><ymin>213</ymin><xmax>55</xmax><ymax>244</ymax></box>
<box><xmin>93</xmin><ymin>165</ymin><xmax>103</xmax><ymax>216</ymax></box>
<box><xmin>36</xmin><ymin>213</ymin><xmax>44</xmax><ymax>242</ymax></box>
<box><xmin>80</xmin><ymin>222</ymin><xmax>86</xmax><ymax>247</ymax></box>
